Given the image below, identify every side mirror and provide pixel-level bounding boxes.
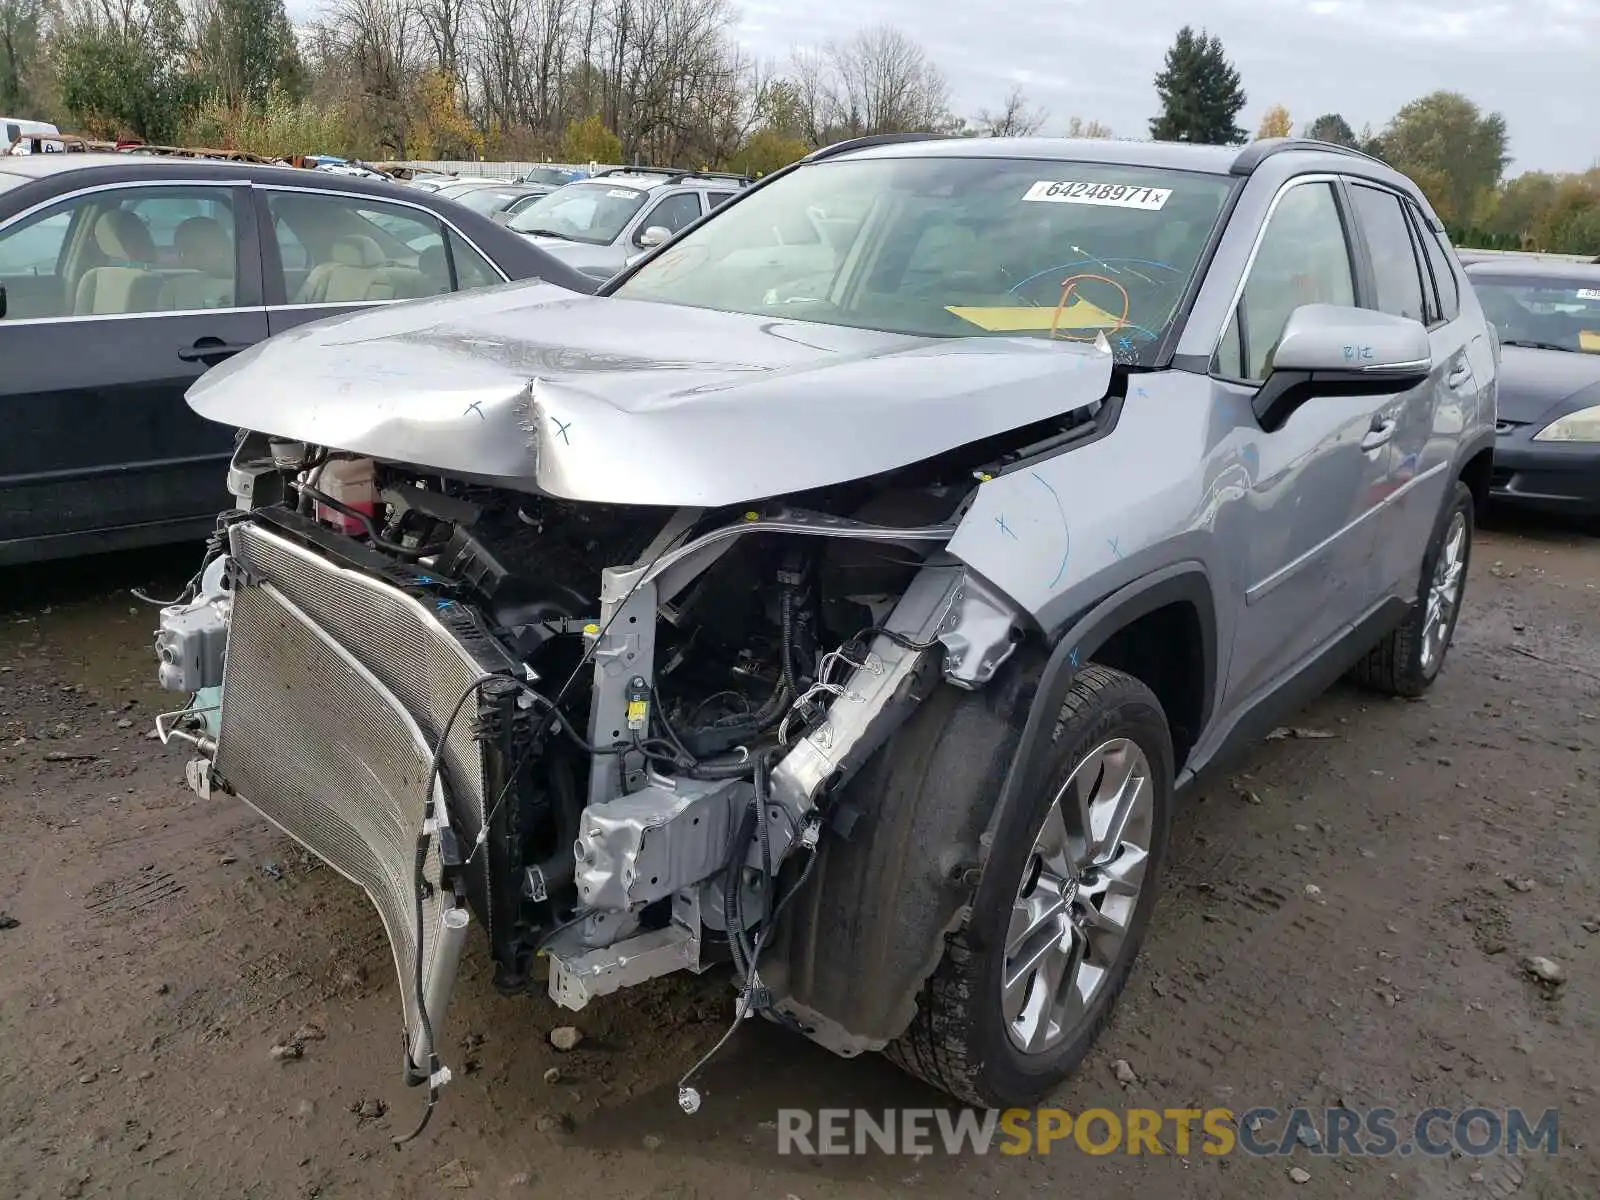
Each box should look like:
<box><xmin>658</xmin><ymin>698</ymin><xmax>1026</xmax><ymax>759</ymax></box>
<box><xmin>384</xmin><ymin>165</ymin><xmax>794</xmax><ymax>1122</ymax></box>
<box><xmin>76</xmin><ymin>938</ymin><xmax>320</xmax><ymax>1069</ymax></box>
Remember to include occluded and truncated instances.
<box><xmin>1271</xmin><ymin>303</ymin><xmax>1432</xmax><ymax>377</ymax></box>
<box><xmin>1254</xmin><ymin>304</ymin><xmax>1432</xmax><ymax>430</ymax></box>
<box><xmin>636</xmin><ymin>225</ymin><xmax>671</xmax><ymax>249</ymax></box>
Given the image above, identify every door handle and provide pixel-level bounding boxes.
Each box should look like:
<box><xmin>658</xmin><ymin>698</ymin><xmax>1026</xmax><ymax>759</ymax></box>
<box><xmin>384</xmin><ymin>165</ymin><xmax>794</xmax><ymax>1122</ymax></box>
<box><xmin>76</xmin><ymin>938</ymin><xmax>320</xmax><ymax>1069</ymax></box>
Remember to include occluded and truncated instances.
<box><xmin>1361</xmin><ymin>415</ymin><xmax>1396</xmax><ymax>452</ymax></box>
<box><xmin>178</xmin><ymin>337</ymin><xmax>253</xmax><ymax>363</ymax></box>
<box><xmin>1446</xmin><ymin>362</ymin><xmax>1472</xmax><ymax>389</ymax></box>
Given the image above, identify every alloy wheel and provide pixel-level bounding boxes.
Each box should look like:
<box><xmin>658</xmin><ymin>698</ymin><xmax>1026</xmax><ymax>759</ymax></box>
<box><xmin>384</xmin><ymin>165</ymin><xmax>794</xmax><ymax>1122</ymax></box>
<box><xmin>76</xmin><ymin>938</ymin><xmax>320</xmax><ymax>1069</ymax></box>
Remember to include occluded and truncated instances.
<box><xmin>1420</xmin><ymin>510</ymin><xmax>1468</xmax><ymax>675</ymax></box>
<box><xmin>1001</xmin><ymin>737</ymin><xmax>1155</xmax><ymax>1055</ymax></box>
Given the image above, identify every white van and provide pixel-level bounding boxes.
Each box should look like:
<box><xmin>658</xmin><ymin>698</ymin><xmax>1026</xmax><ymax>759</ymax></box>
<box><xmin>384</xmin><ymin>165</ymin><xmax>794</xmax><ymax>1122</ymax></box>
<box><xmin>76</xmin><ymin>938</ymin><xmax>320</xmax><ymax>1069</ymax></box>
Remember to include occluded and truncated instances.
<box><xmin>1</xmin><ymin>119</ymin><xmax>65</xmax><ymax>154</ymax></box>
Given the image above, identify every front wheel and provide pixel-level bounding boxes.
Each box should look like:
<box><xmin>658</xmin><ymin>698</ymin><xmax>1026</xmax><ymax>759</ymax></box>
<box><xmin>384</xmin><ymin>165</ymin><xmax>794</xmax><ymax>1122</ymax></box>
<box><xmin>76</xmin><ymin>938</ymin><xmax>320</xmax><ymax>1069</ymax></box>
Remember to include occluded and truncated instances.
<box><xmin>1350</xmin><ymin>480</ymin><xmax>1474</xmax><ymax>697</ymax></box>
<box><xmin>885</xmin><ymin>664</ymin><xmax>1173</xmax><ymax>1108</ymax></box>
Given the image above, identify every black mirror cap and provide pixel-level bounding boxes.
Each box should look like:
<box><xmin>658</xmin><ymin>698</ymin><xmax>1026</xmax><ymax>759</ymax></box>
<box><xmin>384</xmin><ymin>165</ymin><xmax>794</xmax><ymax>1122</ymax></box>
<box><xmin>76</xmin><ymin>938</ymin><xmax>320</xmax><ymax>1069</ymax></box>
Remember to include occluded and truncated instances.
<box><xmin>1252</xmin><ymin>365</ymin><xmax>1431</xmax><ymax>432</ymax></box>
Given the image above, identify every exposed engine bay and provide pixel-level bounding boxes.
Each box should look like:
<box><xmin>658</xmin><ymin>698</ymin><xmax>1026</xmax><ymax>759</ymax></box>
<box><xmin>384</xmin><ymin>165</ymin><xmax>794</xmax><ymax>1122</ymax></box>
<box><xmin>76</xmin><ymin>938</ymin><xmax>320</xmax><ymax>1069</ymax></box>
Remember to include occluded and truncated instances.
<box><xmin>153</xmin><ymin>401</ymin><xmax>1107</xmax><ymax>1122</ymax></box>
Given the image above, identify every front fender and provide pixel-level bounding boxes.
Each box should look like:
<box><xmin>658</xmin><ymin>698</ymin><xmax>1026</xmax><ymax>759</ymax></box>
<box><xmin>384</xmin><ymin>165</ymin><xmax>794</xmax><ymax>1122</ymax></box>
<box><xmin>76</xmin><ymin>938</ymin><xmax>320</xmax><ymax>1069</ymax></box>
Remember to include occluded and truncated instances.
<box><xmin>762</xmin><ymin>564</ymin><xmax>1218</xmax><ymax>1055</ymax></box>
<box><xmin>978</xmin><ymin>563</ymin><xmax>1218</xmax><ymax>855</ymax></box>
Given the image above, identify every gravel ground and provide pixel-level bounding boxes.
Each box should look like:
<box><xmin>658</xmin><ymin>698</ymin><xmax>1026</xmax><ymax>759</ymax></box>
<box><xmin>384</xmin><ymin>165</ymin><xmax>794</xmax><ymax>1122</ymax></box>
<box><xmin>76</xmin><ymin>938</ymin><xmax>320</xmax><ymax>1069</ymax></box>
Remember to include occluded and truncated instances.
<box><xmin>0</xmin><ymin>516</ymin><xmax>1596</xmax><ymax>1200</ymax></box>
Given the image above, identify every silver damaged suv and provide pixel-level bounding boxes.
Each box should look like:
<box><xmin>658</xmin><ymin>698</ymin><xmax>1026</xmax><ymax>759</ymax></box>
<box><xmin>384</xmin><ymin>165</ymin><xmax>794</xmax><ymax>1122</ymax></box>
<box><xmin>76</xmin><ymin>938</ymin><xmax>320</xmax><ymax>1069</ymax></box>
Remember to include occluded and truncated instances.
<box><xmin>155</xmin><ymin>135</ymin><xmax>1497</xmax><ymax>1114</ymax></box>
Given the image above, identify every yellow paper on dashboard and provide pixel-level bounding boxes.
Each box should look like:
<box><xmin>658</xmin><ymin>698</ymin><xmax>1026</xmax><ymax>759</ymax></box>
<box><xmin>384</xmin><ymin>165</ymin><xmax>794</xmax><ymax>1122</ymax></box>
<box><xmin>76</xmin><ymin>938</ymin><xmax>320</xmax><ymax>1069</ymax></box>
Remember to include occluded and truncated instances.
<box><xmin>947</xmin><ymin>297</ymin><xmax>1122</xmax><ymax>332</ymax></box>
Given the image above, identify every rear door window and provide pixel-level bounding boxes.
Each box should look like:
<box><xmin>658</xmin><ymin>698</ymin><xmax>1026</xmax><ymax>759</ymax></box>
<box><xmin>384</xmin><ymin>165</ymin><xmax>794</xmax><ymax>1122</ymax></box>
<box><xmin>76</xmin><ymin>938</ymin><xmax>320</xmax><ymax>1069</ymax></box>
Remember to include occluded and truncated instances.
<box><xmin>1410</xmin><ymin>205</ymin><xmax>1460</xmax><ymax>322</ymax></box>
<box><xmin>448</xmin><ymin>230</ymin><xmax>504</xmax><ymax>289</ymax></box>
<box><xmin>1348</xmin><ymin>184</ymin><xmax>1428</xmax><ymax>324</ymax></box>
<box><xmin>264</xmin><ymin>190</ymin><xmax>452</xmax><ymax>306</ymax></box>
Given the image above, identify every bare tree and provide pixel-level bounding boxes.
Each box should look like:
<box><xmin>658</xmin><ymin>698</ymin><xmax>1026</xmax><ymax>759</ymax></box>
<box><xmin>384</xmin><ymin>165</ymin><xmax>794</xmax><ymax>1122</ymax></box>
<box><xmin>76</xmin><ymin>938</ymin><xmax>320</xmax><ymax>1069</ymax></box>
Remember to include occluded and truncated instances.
<box><xmin>415</xmin><ymin>0</ymin><xmax>470</xmax><ymax>81</ymax></box>
<box><xmin>316</xmin><ymin>0</ymin><xmax>422</xmax><ymax>152</ymax></box>
<box><xmin>781</xmin><ymin>24</ymin><xmax>947</xmax><ymax>144</ymax></box>
<box><xmin>785</xmin><ymin>44</ymin><xmax>832</xmax><ymax>145</ymax></box>
<box><xmin>973</xmin><ymin>86</ymin><xmax>1045</xmax><ymax>137</ymax></box>
<box><xmin>821</xmin><ymin>25</ymin><xmax>948</xmax><ymax>138</ymax></box>
<box><xmin>1065</xmin><ymin>115</ymin><xmax>1113</xmax><ymax>139</ymax></box>
<box><xmin>471</xmin><ymin>0</ymin><xmax>537</xmax><ymax>129</ymax></box>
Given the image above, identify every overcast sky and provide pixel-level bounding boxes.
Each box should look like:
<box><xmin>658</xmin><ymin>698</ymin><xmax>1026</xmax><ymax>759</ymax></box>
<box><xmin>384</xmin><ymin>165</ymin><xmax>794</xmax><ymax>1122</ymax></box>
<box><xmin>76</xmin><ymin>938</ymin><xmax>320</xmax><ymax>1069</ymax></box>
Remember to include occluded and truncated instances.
<box><xmin>290</xmin><ymin>0</ymin><xmax>1597</xmax><ymax>173</ymax></box>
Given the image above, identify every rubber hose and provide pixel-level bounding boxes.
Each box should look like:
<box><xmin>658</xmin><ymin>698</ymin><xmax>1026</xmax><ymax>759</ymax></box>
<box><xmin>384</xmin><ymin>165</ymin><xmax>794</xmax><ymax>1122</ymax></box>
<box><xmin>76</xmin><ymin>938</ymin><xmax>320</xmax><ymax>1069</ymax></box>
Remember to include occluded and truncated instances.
<box><xmin>685</xmin><ymin>754</ymin><xmax>761</xmax><ymax>780</ymax></box>
<box><xmin>754</xmin><ymin>752</ymin><xmax>773</xmax><ymax>939</ymax></box>
<box><xmin>527</xmin><ymin>753</ymin><xmax>581</xmax><ymax>895</ymax></box>
<box><xmin>779</xmin><ymin>590</ymin><xmax>799</xmax><ymax>700</ymax></box>
<box><xmin>723</xmin><ymin>797</ymin><xmax>758</xmax><ymax>980</ymax></box>
<box><xmin>686</xmin><ymin>595</ymin><xmax>800</xmax><ymax>756</ymax></box>
<box><xmin>679</xmin><ymin>679</ymin><xmax>791</xmax><ymax>758</ymax></box>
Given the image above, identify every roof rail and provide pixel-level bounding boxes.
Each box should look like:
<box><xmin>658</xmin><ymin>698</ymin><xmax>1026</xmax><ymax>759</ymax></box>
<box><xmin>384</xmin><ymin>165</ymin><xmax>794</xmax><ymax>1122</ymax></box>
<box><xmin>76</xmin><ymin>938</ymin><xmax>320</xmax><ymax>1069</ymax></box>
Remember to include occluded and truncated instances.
<box><xmin>804</xmin><ymin>132</ymin><xmax>949</xmax><ymax>163</ymax></box>
<box><xmin>593</xmin><ymin>165</ymin><xmax>679</xmax><ymax>178</ymax></box>
<box><xmin>593</xmin><ymin>165</ymin><xmax>754</xmax><ymax>186</ymax></box>
<box><xmin>1229</xmin><ymin>137</ymin><xmax>1387</xmax><ymax>176</ymax></box>
<box><xmin>677</xmin><ymin>170</ymin><xmax>754</xmax><ymax>185</ymax></box>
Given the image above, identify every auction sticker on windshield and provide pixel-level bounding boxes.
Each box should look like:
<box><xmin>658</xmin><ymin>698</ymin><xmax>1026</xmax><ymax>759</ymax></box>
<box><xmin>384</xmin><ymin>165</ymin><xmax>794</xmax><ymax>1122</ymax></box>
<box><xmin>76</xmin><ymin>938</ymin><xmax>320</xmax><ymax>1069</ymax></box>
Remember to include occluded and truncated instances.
<box><xmin>1023</xmin><ymin>181</ymin><xmax>1171</xmax><ymax>210</ymax></box>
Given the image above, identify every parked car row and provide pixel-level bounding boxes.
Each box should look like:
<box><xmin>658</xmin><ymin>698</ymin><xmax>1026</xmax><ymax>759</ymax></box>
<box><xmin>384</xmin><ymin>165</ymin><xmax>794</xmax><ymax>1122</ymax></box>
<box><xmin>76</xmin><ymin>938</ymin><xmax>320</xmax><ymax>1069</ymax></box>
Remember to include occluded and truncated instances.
<box><xmin>1464</xmin><ymin>257</ymin><xmax>1600</xmax><ymax>516</ymax></box>
<box><xmin>406</xmin><ymin>165</ymin><xmax>754</xmax><ymax>281</ymax></box>
<box><xmin>0</xmin><ymin>151</ymin><xmax>598</xmax><ymax>565</ymax></box>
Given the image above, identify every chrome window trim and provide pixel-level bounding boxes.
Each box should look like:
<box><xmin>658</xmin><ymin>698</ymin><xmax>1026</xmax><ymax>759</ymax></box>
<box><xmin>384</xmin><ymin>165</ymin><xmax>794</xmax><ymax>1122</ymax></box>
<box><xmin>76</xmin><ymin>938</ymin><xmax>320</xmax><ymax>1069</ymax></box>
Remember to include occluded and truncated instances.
<box><xmin>1210</xmin><ymin>172</ymin><xmax>1351</xmax><ymax>355</ymax></box>
<box><xmin>256</xmin><ymin>182</ymin><xmax>511</xmax><ymax>287</ymax></box>
<box><xmin>264</xmin><ymin>299</ymin><xmax>405</xmax><ymax>314</ymax></box>
<box><xmin>0</xmin><ymin>178</ymin><xmax>254</xmax><ymax>326</ymax></box>
<box><xmin>1344</xmin><ymin>178</ymin><xmax>1439</xmax><ymax>329</ymax></box>
<box><xmin>0</xmin><ymin>176</ymin><xmax>248</xmax><ymax>236</ymax></box>
<box><xmin>0</xmin><ymin>305</ymin><xmax>268</xmax><ymax>328</ymax></box>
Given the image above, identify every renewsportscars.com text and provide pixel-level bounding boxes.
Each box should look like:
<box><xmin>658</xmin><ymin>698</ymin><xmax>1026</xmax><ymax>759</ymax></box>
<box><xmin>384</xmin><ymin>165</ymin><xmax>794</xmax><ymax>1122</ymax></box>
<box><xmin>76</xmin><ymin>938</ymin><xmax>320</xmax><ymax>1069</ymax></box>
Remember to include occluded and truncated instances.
<box><xmin>777</xmin><ymin>1106</ymin><xmax>1561</xmax><ymax>1158</ymax></box>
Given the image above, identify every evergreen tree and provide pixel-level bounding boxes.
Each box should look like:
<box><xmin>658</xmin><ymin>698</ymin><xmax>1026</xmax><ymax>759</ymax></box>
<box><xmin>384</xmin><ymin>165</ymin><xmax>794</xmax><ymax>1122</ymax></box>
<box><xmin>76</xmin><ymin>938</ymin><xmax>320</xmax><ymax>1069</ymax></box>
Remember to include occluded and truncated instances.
<box><xmin>196</xmin><ymin>0</ymin><xmax>305</xmax><ymax>110</ymax></box>
<box><xmin>1306</xmin><ymin>113</ymin><xmax>1358</xmax><ymax>148</ymax></box>
<box><xmin>1148</xmin><ymin>26</ymin><xmax>1247</xmax><ymax>145</ymax></box>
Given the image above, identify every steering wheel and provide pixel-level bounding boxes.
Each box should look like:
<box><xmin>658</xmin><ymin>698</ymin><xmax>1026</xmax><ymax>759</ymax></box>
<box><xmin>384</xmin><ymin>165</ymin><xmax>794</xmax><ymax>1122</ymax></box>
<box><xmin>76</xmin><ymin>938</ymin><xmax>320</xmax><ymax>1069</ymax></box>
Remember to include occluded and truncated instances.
<box><xmin>1007</xmin><ymin>257</ymin><xmax>1184</xmax><ymax>295</ymax></box>
<box><xmin>1008</xmin><ymin>258</ymin><xmax>1181</xmax><ymax>343</ymax></box>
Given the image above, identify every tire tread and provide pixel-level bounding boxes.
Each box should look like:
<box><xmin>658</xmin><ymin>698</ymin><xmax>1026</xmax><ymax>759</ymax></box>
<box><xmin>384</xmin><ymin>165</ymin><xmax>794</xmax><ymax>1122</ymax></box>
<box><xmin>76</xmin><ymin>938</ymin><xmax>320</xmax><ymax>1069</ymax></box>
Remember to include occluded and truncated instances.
<box><xmin>1350</xmin><ymin>481</ymin><xmax>1473</xmax><ymax>698</ymax></box>
<box><xmin>884</xmin><ymin>663</ymin><xmax>1164</xmax><ymax>1106</ymax></box>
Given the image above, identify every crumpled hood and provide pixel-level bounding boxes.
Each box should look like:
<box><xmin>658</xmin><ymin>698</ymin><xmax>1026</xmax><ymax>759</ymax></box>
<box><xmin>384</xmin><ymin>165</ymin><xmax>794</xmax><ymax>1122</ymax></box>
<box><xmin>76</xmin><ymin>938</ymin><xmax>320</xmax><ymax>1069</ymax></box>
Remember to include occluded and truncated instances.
<box><xmin>1497</xmin><ymin>345</ymin><xmax>1600</xmax><ymax>424</ymax></box>
<box><xmin>187</xmin><ymin>280</ymin><xmax>1114</xmax><ymax>506</ymax></box>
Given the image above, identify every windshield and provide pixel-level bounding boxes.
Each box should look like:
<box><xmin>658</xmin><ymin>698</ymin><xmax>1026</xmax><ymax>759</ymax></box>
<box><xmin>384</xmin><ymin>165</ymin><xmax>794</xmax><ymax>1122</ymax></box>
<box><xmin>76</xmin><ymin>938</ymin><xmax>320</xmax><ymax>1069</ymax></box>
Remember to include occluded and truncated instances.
<box><xmin>612</xmin><ymin>156</ymin><xmax>1234</xmax><ymax>361</ymax></box>
<box><xmin>521</xmin><ymin>167</ymin><xmax>576</xmax><ymax>187</ymax></box>
<box><xmin>1472</xmin><ymin>274</ymin><xmax>1600</xmax><ymax>354</ymax></box>
<box><xmin>456</xmin><ymin>187</ymin><xmax>526</xmax><ymax>215</ymax></box>
<box><xmin>506</xmin><ymin>182</ymin><xmax>648</xmax><ymax>244</ymax></box>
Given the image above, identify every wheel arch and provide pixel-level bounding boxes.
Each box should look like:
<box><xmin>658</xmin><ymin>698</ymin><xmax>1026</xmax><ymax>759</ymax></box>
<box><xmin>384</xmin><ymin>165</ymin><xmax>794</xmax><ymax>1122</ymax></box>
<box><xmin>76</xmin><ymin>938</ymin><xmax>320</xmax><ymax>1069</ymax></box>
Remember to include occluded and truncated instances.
<box><xmin>1003</xmin><ymin>562</ymin><xmax>1218</xmax><ymax>787</ymax></box>
<box><xmin>1457</xmin><ymin>434</ymin><xmax>1494</xmax><ymax>518</ymax></box>
<box><xmin>762</xmin><ymin>562</ymin><xmax>1219</xmax><ymax>1056</ymax></box>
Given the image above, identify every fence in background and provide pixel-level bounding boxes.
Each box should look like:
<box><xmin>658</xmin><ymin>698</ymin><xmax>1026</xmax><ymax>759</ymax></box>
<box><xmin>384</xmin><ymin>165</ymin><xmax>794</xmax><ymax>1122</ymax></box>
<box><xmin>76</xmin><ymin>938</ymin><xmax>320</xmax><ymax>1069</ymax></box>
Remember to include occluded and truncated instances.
<box><xmin>391</xmin><ymin>160</ymin><xmax>621</xmax><ymax>180</ymax></box>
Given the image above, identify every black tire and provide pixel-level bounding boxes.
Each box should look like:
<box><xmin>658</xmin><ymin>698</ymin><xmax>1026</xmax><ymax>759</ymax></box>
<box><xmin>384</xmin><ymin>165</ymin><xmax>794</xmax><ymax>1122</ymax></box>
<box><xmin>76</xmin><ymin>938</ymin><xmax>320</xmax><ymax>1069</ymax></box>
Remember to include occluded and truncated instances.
<box><xmin>1349</xmin><ymin>480</ymin><xmax>1474</xmax><ymax>698</ymax></box>
<box><xmin>884</xmin><ymin>664</ymin><xmax>1174</xmax><ymax>1108</ymax></box>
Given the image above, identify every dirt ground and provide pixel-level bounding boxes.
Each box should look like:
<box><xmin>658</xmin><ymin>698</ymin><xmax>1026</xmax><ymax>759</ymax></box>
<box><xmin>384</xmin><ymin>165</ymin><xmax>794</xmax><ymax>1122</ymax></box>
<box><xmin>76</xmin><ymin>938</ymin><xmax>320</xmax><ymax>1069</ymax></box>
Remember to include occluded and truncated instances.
<box><xmin>1</xmin><ymin>515</ymin><xmax>1596</xmax><ymax>1200</ymax></box>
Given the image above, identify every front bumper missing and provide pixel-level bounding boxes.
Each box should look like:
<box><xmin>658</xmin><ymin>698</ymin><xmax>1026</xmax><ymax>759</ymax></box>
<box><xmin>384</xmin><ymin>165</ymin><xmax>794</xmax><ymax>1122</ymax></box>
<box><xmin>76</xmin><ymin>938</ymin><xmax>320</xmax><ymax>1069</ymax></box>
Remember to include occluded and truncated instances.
<box><xmin>196</xmin><ymin>526</ymin><xmax>487</xmax><ymax>1083</ymax></box>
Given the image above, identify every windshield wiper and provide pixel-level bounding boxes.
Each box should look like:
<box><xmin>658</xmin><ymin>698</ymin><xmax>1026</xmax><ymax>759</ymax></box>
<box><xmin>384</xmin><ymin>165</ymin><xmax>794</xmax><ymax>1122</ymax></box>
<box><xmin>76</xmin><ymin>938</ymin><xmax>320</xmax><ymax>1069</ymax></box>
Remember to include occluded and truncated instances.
<box><xmin>515</xmin><ymin>227</ymin><xmax>574</xmax><ymax>241</ymax></box>
<box><xmin>1501</xmin><ymin>338</ymin><xmax>1572</xmax><ymax>353</ymax></box>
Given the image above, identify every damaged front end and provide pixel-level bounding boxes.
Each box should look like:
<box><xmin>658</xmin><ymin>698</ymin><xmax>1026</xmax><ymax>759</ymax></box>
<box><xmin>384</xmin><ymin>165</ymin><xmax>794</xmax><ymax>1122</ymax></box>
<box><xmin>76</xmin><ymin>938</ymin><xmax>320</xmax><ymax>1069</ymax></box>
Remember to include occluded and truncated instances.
<box><xmin>154</xmin><ymin>304</ymin><xmax>1116</xmax><ymax>1112</ymax></box>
